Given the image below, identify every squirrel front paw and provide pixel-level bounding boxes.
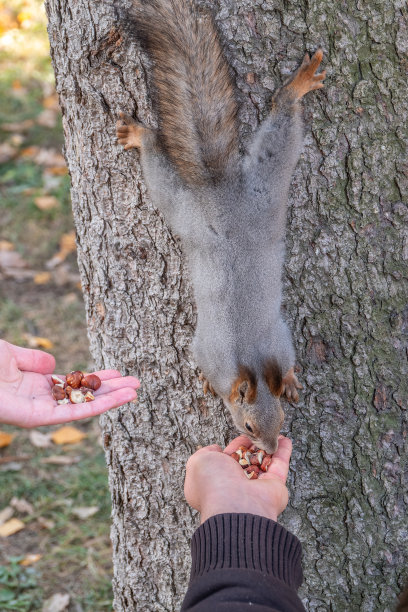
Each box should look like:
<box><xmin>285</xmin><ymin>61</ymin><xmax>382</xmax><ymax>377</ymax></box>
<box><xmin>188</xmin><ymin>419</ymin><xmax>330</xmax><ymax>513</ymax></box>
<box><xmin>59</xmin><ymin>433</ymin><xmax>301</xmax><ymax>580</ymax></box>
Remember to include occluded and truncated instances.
<box><xmin>281</xmin><ymin>367</ymin><xmax>302</xmax><ymax>403</ymax></box>
<box><xmin>199</xmin><ymin>373</ymin><xmax>217</xmax><ymax>397</ymax></box>
<box><xmin>286</xmin><ymin>49</ymin><xmax>326</xmax><ymax>101</ymax></box>
<box><xmin>116</xmin><ymin>112</ymin><xmax>147</xmax><ymax>150</ymax></box>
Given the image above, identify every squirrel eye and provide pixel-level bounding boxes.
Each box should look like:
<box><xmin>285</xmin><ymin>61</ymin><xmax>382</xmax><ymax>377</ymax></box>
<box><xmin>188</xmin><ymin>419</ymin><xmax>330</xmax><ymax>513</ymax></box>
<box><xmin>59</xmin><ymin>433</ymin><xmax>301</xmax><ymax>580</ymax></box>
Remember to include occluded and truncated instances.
<box><xmin>245</xmin><ymin>423</ymin><xmax>253</xmax><ymax>433</ymax></box>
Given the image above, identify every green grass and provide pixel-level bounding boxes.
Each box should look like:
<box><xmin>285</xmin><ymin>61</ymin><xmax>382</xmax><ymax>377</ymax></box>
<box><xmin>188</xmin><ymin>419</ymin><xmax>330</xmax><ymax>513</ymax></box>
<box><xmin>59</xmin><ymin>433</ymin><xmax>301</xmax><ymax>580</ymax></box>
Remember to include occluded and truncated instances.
<box><xmin>0</xmin><ymin>1</ymin><xmax>114</xmax><ymax>608</ymax></box>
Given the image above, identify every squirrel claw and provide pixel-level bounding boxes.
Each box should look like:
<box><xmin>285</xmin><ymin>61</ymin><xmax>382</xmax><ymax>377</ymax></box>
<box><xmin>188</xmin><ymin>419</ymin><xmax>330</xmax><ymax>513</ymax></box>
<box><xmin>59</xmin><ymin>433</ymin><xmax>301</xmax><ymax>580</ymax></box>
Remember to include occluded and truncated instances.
<box><xmin>281</xmin><ymin>367</ymin><xmax>302</xmax><ymax>403</ymax></box>
<box><xmin>116</xmin><ymin>111</ymin><xmax>146</xmax><ymax>150</ymax></box>
<box><xmin>286</xmin><ymin>48</ymin><xmax>326</xmax><ymax>100</ymax></box>
<box><xmin>199</xmin><ymin>373</ymin><xmax>217</xmax><ymax>397</ymax></box>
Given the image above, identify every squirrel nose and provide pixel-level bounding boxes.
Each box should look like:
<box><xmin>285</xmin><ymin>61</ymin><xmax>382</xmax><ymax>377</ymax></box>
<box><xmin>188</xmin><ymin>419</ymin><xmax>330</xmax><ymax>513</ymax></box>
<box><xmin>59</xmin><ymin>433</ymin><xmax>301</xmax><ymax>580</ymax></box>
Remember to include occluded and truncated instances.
<box><xmin>263</xmin><ymin>439</ymin><xmax>278</xmax><ymax>455</ymax></box>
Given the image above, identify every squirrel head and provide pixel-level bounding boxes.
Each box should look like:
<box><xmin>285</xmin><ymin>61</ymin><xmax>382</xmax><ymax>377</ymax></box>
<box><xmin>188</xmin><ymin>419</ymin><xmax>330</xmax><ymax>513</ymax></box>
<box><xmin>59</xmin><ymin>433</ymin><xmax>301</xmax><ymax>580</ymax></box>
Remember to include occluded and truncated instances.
<box><xmin>225</xmin><ymin>361</ymin><xmax>284</xmax><ymax>454</ymax></box>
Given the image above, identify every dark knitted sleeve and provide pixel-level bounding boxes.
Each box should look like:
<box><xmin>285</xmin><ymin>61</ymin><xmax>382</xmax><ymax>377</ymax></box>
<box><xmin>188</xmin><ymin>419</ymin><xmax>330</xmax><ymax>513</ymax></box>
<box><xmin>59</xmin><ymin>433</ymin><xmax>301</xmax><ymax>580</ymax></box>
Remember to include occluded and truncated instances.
<box><xmin>181</xmin><ymin>513</ymin><xmax>305</xmax><ymax>612</ymax></box>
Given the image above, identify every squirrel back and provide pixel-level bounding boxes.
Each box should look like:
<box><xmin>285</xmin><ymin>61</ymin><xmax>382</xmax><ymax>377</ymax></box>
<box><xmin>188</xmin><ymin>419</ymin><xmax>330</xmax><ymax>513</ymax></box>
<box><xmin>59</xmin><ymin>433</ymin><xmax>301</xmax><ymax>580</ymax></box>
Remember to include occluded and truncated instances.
<box><xmin>125</xmin><ymin>0</ymin><xmax>239</xmax><ymax>186</ymax></box>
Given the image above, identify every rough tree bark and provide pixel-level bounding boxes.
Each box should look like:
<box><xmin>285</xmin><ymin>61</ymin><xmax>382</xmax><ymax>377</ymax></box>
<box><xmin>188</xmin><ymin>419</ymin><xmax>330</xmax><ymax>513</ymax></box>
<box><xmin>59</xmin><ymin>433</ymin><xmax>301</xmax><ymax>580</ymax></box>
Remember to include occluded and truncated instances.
<box><xmin>45</xmin><ymin>0</ymin><xmax>407</xmax><ymax>610</ymax></box>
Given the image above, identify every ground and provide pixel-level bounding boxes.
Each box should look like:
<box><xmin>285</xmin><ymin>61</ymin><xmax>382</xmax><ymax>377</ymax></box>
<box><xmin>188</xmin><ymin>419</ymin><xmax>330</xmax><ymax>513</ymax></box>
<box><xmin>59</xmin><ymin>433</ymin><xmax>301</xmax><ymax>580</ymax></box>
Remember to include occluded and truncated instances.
<box><xmin>0</xmin><ymin>1</ymin><xmax>113</xmax><ymax>609</ymax></box>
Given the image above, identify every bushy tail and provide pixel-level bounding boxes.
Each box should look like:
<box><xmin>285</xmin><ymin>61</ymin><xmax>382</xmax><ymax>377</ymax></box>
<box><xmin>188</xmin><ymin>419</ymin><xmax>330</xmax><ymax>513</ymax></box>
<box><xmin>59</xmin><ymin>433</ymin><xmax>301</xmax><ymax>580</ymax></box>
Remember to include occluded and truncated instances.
<box><xmin>125</xmin><ymin>0</ymin><xmax>239</xmax><ymax>186</ymax></box>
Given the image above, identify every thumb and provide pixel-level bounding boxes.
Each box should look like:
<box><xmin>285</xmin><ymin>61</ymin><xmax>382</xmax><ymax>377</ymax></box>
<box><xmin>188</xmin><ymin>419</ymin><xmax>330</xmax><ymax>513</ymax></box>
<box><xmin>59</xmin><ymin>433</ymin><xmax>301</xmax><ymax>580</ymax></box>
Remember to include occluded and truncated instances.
<box><xmin>0</xmin><ymin>340</ymin><xmax>21</xmax><ymax>383</ymax></box>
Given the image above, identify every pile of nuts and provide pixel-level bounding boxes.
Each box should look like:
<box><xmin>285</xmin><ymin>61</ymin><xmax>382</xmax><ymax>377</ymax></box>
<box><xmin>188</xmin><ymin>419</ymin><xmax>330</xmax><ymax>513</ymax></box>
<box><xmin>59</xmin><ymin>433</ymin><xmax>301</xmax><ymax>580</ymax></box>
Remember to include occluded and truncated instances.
<box><xmin>231</xmin><ymin>445</ymin><xmax>273</xmax><ymax>480</ymax></box>
<box><xmin>51</xmin><ymin>371</ymin><xmax>101</xmax><ymax>405</ymax></box>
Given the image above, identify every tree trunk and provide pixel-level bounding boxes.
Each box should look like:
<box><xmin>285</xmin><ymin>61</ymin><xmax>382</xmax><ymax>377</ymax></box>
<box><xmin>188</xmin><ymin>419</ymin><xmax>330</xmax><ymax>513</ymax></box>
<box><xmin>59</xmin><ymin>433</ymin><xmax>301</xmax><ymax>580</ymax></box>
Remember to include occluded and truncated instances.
<box><xmin>45</xmin><ymin>0</ymin><xmax>408</xmax><ymax>609</ymax></box>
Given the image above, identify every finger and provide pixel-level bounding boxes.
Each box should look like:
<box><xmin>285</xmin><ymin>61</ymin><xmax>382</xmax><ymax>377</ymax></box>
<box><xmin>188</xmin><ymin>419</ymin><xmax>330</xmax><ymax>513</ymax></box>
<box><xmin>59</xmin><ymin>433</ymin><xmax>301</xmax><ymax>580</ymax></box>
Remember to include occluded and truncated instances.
<box><xmin>94</xmin><ymin>376</ymin><xmax>140</xmax><ymax>394</ymax></box>
<box><xmin>45</xmin><ymin>369</ymin><xmax>125</xmax><ymax>386</ymax></box>
<box><xmin>223</xmin><ymin>435</ymin><xmax>253</xmax><ymax>455</ymax></box>
<box><xmin>261</xmin><ymin>436</ymin><xmax>292</xmax><ymax>483</ymax></box>
<box><xmin>194</xmin><ymin>443</ymin><xmax>223</xmax><ymax>457</ymax></box>
<box><xmin>39</xmin><ymin>387</ymin><xmax>138</xmax><ymax>425</ymax></box>
<box><xmin>4</xmin><ymin>340</ymin><xmax>56</xmax><ymax>374</ymax></box>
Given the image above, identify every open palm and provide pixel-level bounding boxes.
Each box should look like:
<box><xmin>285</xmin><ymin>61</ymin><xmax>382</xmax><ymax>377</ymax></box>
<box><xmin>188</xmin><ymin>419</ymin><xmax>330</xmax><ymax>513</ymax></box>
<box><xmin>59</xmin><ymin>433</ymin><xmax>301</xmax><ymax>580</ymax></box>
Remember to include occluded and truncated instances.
<box><xmin>0</xmin><ymin>340</ymin><xmax>140</xmax><ymax>427</ymax></box>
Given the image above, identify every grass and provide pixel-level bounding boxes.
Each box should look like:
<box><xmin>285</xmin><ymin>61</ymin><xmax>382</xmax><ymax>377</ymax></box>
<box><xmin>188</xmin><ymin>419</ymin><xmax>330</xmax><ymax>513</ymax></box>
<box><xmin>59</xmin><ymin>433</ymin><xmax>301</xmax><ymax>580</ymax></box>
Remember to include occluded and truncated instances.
<box><xmin>0</xmin><ymin>1</ymin><xmax>114</xmax><ymax>609</ymax></box>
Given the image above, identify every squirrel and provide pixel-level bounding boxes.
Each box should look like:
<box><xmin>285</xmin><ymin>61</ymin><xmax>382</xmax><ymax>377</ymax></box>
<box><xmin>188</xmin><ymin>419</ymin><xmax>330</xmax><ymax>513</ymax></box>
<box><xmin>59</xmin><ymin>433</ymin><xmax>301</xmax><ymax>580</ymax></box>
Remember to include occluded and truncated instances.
<box><xmin>116</xmin><ymin>0</ymin><xmax>326</xmax><ymax>454</ymax></box>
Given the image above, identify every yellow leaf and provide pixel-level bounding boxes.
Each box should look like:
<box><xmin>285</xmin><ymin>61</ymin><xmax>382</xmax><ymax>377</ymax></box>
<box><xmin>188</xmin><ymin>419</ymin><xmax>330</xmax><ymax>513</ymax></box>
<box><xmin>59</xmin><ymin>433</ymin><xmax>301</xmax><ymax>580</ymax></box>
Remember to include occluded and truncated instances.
<box><xmin>0</xmin><ymin>431</ymin><xmax>13</xmax><ymax>449</ymax></box>
<box><xmin>34</xmin><ymin>195</ymin><xmax>59</xmax><ymax>211</ymax></box>
<box><xmin>0</xmin><ymin>240</ymin><xmax>14</xmax><ymax>251</ymax></box>
<box><xmin>51</xmin><ymin>426</ymin><xmax>87</xmax><ymax>445</ymax></box>
<box><xmin>43</xmin><ymin>94</ymin><xmax>59</xmax><ymax>110</ymax></box>
<box><xmin>17</xmin><ymin>11</ymin><xmax>32</xmax><ymax>23</ymax></box>
<box><xmin>20</xmin><ymin>554</ymin><xmax>42</xmax><ymax>566</ymax></box>
<box><xmin>34</xmin><ymin>271</ymin><xmax>52</xmax><ymax>285</ymax></box>
<box><xmin>24</xmin><ymin>335</ymin><xmax>54</xmax><ymax>350</ymax></box>
<box><xmin>44</xmin><ymin>165</ymin><xmax>68</xmax><ymax>176</ymax></box>
<box><xmin>0</xmin><ymin>518</ymin><xmax>25</xmax><ymax>537</ymax></box>
<box><xmin>59</xmin><ymin>231</ymin><xmax>76</xmax><ymax>253</ymax></box>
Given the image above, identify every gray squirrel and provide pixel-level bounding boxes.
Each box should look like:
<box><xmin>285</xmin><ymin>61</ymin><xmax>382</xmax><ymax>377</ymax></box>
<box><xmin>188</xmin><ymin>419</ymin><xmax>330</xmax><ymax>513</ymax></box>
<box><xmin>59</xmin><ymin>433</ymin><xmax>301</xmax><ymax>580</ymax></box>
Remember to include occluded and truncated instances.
<box><xmin>116</xmin><ymin>0</ymin><xmax>326</xmax><ymax>453</ymax></box>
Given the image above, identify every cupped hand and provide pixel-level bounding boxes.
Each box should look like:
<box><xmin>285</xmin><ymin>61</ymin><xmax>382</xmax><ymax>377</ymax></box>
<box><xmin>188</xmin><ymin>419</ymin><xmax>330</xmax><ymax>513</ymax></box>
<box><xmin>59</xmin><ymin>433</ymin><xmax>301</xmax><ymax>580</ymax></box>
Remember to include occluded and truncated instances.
<box><xmin>0</xmin><ymin>340</ymin><xmax>140</xmax><ymax>427</ymax></box>
<box><xmin>185</xmin><ymin>434</ymin><xmax>292</xmax><ymax>523</ymax></box>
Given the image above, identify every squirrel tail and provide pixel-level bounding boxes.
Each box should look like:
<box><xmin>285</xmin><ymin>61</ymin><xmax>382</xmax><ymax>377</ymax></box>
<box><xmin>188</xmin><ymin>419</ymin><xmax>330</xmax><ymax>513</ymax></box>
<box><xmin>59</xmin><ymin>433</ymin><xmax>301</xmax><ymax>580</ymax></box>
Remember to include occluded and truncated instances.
<box><xmin>125</xmin><ymin>0</ymin><xmax>239</xmax><ymax>186</ymax></box>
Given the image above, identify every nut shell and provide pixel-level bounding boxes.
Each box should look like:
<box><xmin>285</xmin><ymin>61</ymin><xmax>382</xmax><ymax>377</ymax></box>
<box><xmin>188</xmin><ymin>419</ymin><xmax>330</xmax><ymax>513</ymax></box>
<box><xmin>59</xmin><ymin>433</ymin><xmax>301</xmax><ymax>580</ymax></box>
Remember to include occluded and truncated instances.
<box><xmin>52</xmin><ymin>385</ymin><xmax>67</xmax><ymax>401</ymax></box>
<box><xmin>81</xmin><ymin>374</ymin><xmax>101</xmax><ymax>391</ymax></box>
<box><xmin>68</xmin><ymin>389</ymin><xmax>86</xmax><ymax>404</ymax></box>
<box><xmin>66</xmin><ymin>371</ymin><xmax>84</xmax><ymax>389</ymax></box>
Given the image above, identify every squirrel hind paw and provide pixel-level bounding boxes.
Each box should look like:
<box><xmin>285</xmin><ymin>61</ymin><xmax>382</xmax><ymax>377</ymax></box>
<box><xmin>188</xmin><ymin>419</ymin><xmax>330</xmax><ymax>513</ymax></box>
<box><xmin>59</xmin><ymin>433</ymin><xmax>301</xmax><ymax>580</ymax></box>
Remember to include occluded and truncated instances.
<box><xmin>116</xmin><ymin>112</ymin><xmax>146</xmax><ymax>150</ymax></box>
<box><xmin>281</xmin><ymin>367</ymin><xmax>302</xmax><ymax>403</ymax></box>
<box><xmin>287</xmin><ymin>48</ymin><xmax>326</xmax><ymax>100</ymax></box>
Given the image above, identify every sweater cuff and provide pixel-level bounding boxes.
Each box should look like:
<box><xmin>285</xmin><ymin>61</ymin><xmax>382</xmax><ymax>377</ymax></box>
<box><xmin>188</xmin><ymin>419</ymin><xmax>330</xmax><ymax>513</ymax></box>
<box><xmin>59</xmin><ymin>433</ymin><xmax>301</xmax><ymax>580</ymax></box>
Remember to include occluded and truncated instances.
<box><xmin>189</xmin><ymin>513</ymin><xmax>303</xmax><ymax>589</ymax></box>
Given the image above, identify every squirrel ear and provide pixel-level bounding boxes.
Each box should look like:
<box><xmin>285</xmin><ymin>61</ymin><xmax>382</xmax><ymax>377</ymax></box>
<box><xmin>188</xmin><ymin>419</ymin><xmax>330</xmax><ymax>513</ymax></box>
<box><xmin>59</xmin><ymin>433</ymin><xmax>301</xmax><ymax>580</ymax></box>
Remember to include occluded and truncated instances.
<box><xmin>229</xmin><ymin>366</ymin><xmax>257</xmax><ymax>404</ymax></box>
<box><xmin>263</xmin><ymin>359</ymin><xmax>283</xmax><ymax>396</ymax></box>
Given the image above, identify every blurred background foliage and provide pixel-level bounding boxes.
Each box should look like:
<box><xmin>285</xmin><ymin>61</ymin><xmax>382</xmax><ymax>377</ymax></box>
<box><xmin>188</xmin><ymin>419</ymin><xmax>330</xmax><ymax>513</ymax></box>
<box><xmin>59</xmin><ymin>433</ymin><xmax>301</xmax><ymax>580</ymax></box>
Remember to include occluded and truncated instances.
<box><xmin>0</xmin><ymin>1</ymin><xmax>113</xmax><ymax>609</ymax></box>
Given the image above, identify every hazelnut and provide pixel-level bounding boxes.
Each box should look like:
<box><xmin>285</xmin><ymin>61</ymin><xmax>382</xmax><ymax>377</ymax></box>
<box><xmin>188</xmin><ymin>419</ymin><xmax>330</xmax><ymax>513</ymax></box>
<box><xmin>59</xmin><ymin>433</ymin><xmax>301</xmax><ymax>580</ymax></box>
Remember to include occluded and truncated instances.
<box><xmin>57</xmin><ymin>398</ymin><xmax>70</xmax><ymax>405</ymax></box>
<box><xmin>250</xmin><ymin>453</ymin><xmax>261</xmax><ymax>466</ymax></box>
<box><xmin>260</xmin><ymin>455</ymin><xmax>272</xmax><ymax>472</ymax></box>
<box><xmin>81</xmin><ymin>374</ymin><xmax>101</xmax><ymax>391</ymax></box>
<box><xmin>51</xmin><ymin>374</ymin><xmax>65</xmax><ymax>387</ymax></box>
<box><xmin>52</xmin><ymin>385</ymin><xmax>67</xmax><ymax>401</ymax></box>
<box><xmin>83</xmin><ymin>390</ymin><xmax>95</xmax><ymax>402</ymax></box>
<box><xmin>239</xmin><ymin>458</ymin><xmax>249</xmax><ymax>467</ymax></box>
<box><xmin>231</xmin><ymin>452</ymin><xmax>240</xmax><ymax>462</ymax></box>
<box><xmin>66</xmin><ymin>371</ymin><xmax>84</xmax><ymax>389</ymax></box>
<box><xmin>245</xmin><ymin>465</ymin><xmax>260</xmax><ymax>475</ymax></box>
<box><xmin>68</xmin><ymin>389</ymin><xmax>86</xmax><ymax>404</ymax></box>
<box><xmin>244</xmin><ymin>469</ymin><xmax>258</xmax><ymax>480</ymax></box>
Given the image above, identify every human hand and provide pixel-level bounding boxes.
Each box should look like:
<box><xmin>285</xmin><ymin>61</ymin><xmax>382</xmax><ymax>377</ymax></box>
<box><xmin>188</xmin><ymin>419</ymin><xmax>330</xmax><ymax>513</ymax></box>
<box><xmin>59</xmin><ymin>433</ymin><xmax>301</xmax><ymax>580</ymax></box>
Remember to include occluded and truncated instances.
<box><xmin>0</xmin><ymin>340</ymin><xmax>140</xmax><ymax>428</ymax></box>
<box><xmin>185</xmin><ymin>434</ymin><xmax>292</xmax><ymax>524</ymax></box>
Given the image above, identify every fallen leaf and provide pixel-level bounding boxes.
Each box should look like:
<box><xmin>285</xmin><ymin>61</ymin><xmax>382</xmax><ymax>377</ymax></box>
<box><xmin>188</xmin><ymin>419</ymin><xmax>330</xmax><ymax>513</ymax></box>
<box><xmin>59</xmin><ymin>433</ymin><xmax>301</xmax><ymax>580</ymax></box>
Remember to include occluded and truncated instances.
<box><xmin>1</xmin><ymin>119</ymin><xmax>34</xmax><ymax>132</ymax></box>
<box><xmin>43</xmin><ymin>94</ymin><xmax>60</xmax><ymax>111</ymax></box>
<box><xmin>34</xmin><ymin>195</ymin><xmax>59</xmax><ymax>211</ymax></box>
<box><xmin>29</xmin><ymin>430</ymin><xmax>52</xmax><ymax>448</ymax></box>
<box><xmin>51</xmin><ymin>427</ymin><xmax>86</xmax><ymax>445</ymax></box>
<box><xmin>0</xmin><ymin>462</ymin><xmax>22</xmax><ymax>472</ymax></box>
<box><xmin>0</xmin><ymin>431</ymin><xmax>13</xmax><ymax>449</ymax></box>
<box><xmin>42</xmin><ymin>593</ymin><xmax>70</xmax><ymax>612</ymax></box>
<box><xmin>10</xmin><ymin>497</ymin><xmax>34</xmax><ymax>515</ymax></box>
<box><xmin>0</xmin><ymin>142</ymin><xmax>17</xmax><ymax>163</ymax></box>
<box><xmin>44</xmin><ymin>166</ymin><xmax>68</xmax><ymax>176</ymax></box>
<box><xmin>0</xmin><ymin>507</ymin><xmax>14</xmax><ymax>525</ymax></box>
<box><xmin>36</xmin><ymin>109</ymin><xmax>58</xmax><ymax>128</ymax></box>
<box><xmin>0</xmin><ymin>249</ymin><xmax>35</xmax><ymax>281</ymax></box>
<box><xmin>20</xmin><ymin>145</ymin><xmax>39</xmax><ymax>158</ymax></box>
<box><xmin>24</xmin><ymin>335</ymin><xmax>54</xmax><ymax>350</ymax></box>
<box><xmin>34</xmin><ymin>271</ymin><xmax>52</xmax><ymax>284</ymax></box>
<box><xmin>0</xmin><ymin>455</ymin><xmax>30</xmax><ymax>464</ymax></box>
<box><xmin>0</xmin><ymin>240</ymin><xmax>14</xmax><ymax>251</ymax></box>
<box><xmin>9</xmin><ymin>133</ymin><xmax>24</xmax><ymax>147</ymax></box>
<box><xmin>20</xmin><ymin>553</ymin><xmax>42</xmax><ymax>566</ymax></box>
<box><xmin>0</xmin><ymin>518</ymin><xmax>25</xmax><ymax>537</ymax></box>
<box><xmin>37</xmin><ymin>516</ymin><xmax>55</xmax><ymax>530</ymax></box>
<box><xmin>46</xmin><ymin>231</ymin><xmax>76</xmax><ymax>268</ymax></box>
<box><xmin>71</xmin><ymin>506</ymin><xmax>99</xmax><ymax>520</ymax></box>
<box><xmin>41</xmin><ymin>455</ymin><xmax>81</xmax><ymax>465</ymax></box>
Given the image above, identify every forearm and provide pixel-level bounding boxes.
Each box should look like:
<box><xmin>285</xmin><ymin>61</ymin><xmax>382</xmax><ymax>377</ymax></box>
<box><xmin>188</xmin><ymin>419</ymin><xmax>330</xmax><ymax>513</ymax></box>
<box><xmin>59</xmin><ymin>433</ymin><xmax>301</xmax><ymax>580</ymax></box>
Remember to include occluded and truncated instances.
<box><xmin>181</xmin><ymin>513</ymin><xmax>305</xmax><ymax>612</ymax></box>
